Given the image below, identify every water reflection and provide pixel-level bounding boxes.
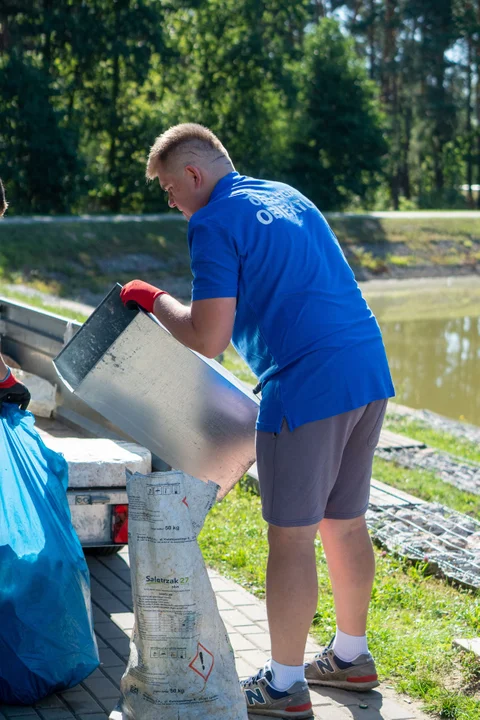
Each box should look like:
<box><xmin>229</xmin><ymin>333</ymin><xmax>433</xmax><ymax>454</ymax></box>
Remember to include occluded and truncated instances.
<box><xmin>380</xmin><ymin>316</ymin><xmax>480</xmax><ymax>426</ymax></box>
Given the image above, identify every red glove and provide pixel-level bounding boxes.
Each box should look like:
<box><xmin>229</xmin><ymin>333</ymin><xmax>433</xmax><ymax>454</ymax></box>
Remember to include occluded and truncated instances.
<box><xmin>120</xmin><ymin>280</ymin><xmax>168</xmax><ymax>313</ymax></box>
<box><xmin>0</xmin><ymin>369</ymin><xmax>31</xmax><ymax>411</ymax></box>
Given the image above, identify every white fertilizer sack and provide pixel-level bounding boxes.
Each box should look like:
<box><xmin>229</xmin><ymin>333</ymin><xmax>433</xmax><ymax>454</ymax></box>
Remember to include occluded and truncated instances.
<box><xmin>115</xmin><ymin>470</ymin><xmax>248</xmax><ymax>720</ymax></box>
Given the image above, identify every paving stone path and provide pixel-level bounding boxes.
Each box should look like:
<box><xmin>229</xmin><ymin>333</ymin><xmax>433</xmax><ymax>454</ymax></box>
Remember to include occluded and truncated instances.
<box><xmin>0</xmin><ymin>548</ymin><xmax>431</xmax><ymax>720</ymax></box>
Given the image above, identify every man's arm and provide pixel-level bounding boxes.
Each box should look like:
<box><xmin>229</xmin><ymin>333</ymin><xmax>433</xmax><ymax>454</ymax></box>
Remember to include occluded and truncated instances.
<box><xmin>0</xmin><ymin>354</ymin><xmax>8</xmax><ymax>380</ymax></box>
<box><xmin>152</xmin><ymin>294</ymin><xmax>236</xmax><ymax>359</ymax></box>
<box><xmin>120</xmin><ymin>280</ymin><xmax>236</xmax><ymax>359</ymax></box>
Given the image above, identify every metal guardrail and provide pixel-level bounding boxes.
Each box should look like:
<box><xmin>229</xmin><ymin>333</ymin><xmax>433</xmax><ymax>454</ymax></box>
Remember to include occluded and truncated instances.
<box><xmin>0</xmin><ymin>295</ymin><xmax>138</xmax><ymax>445</ymax></box>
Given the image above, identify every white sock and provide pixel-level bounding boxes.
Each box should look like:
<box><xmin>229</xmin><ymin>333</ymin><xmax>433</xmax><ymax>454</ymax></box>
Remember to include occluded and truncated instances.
<box><xmin>267</xmin><ymin>658</ymin><xmax>305</xmax><ymax>691</ymax></box>
<box><xmin>332</xmin><ymin>628</ymin><xmax>369</xmax><ymax>662</ymax></box>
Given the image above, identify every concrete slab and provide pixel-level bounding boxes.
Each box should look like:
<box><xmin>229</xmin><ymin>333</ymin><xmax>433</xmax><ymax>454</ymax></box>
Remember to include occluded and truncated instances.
<box><xmin>37</xmin><ymin>437</ymin><xmax>152</xmax><ymax>488</ymax></box>
<box><xmin>376</xmin><ymin>430</ymin><xmax>425</xmax><ymax>451</ymax></box>
<box><xmin>16</xmin><ymin>370</ymin><xmax>56</xmax><ymax>418</ymax></box>
<box><xmin>369</xmin><ymin>480</ymin><xmax>425</xmax><ymax>508</ymax></box>
<box><xmin>453</xmin><ymin>637</ymin><xmax>480</xmax><ymax>656</ymax></box>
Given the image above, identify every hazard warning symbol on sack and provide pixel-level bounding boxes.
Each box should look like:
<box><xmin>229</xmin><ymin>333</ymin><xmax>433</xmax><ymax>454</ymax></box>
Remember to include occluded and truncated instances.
<box><xmin>189</xmin><ymin>642</ymin><xmax>214</xmax><ymax>681</ymax></box>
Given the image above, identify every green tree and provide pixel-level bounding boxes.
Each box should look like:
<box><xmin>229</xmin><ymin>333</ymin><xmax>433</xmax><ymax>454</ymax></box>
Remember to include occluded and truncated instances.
<box><xmin>166</xmin><ymin>0</ymin><xmax>310</xmax><ymax>177</ymax></box>
<box><xmin>288</xmin><ymin>18</ymin><xmax>387</xmax><ymax>210</ymax></box>
<box><xmin>62</xmin><ymin>0</ymin><xmax>168</xmax><ymax>212</ymax></box>
<box><xmin>411</xmin><ymin>0</ymin><xmax>458</xmax><ymax>195</ymax></box>
<box><xmin>0</xmin><ymin>2</ymin><xmax>84</xmax><ymax>213</ymax></box>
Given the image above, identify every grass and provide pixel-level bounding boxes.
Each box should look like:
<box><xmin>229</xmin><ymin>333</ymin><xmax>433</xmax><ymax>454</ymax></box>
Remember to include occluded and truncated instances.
<box><xmin>1</xmin><ymin>215</ymin><xmax>480</xmax><ymax>304</ymax></box>
<box><xmin>328</xmin><ymin>216</ymin><xmax>480</xmax><ymax>249</ymax></box>
<box><xmin>0</xmin><ymin>284</ymin><xmax>89</xmax><ymax>323</ymax></box>
<box><xmin>199</xmin><ymin>484</ymin><xmax>480</xmax><ymax>719</ymax></box>
<box><xmin>384</xmin><ymin>414</ymin><xmax>480</xmax><ymax>464</ymax></box>
<box><xmin>0</xmin><ymin>217</ymin><xmax>190</xmax><ymax>299</ymax></box>
<box><xmin>327</xmin><ymin>216</ymin><xmax>480</xmax><ymax>277</ymax></box>
<box><xmin>222</xmin><ymin>344</ymin><xmax>257</xmax><ymax>386</ymax></box>
<box><xmin>372</xmin><ymin>456</ymin><xmax>480</xmax><ymax>517</ymax></box>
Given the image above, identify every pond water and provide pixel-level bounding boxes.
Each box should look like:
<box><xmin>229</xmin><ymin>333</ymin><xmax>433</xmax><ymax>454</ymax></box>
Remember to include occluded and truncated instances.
<box><xmin>364</xmin><ymin>277</ymin><xmax>480</xmax><ymax>428</ymax></box>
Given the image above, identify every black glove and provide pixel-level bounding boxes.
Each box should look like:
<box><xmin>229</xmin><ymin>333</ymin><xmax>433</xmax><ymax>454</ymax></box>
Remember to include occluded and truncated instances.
<box><xmin>0</xmin><ymin>373</ymin><xmax>31</xmax><ymax>411</ymax></box>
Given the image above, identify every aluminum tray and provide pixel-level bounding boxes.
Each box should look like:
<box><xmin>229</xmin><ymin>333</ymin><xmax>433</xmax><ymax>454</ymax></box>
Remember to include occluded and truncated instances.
<box><xmin>53</xmin><ymin>285</ymin><xmax>259</xmax><ymax>498</ymax></box>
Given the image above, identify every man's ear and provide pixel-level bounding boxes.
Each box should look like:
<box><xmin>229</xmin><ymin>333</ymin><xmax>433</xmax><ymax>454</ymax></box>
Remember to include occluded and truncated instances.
<box><xmin>185</xmin><ymin>165</ymin><xmax>202</xmax><ymax>188</ymax></box>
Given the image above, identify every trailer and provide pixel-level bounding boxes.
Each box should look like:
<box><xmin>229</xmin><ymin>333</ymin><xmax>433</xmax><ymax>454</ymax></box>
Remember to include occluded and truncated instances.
<box><xmin>0</xmin><ymin>296</ymin><xmax>152</xmax><ymax>553</ymax></box>
<box><xmin>0</xmin><ymin>291</ymin><xmax>259</xmax><ymax>552</ymax></box>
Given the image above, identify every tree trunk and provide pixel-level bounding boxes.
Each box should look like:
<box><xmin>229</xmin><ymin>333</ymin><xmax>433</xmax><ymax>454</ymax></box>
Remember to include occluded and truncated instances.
<box><xmin>43</xmin><ymin>0</ymin><xmax>53</xmax><ymax>74</ymax></box>
<box><xmin>383</xmin><ymin>0</ymin><xmax>399</xmax><ymax>206</ymax></box>
<box><xmin>367</xmin><ymin>0</ymin><xmax>376</xmax><ymax>79</ymax></box>
<box><xmin>432</xmin><ymin>40</ymin><xmax>448</xmax><ymax>194</ymax></box>
<box><xmin>476</xmin><ymin>0</ymin><xmax>480</xmax><ymax>206</ymax></box>
<box><xmin>0</xmin><ymin>12</ymin><xmax>10</xmax><ymax>53</ymax></box>
<box><xmin>352</xmin><ymin>1</ymin><xmax>363</xmax><ymax>23</ymax></box>
<box><xmin>400</xmin><ymin>102</ymin><xmax>412</xmax><ymax>199</ymax></box>
<box><xmin>382</xmin><ymin>0</ymin><xmax>395</xmax><ymax>104</ymax></box>
<box><xmin>108</xmin><ymin>5</ymin><xmax>121</xmax><ymax>213</ymax></box>
<box><xmin>467</xmin><ymin>34</ymin><xmax>474</xmax><ymax>208</ymax></box>
<box><xmin>313</xmin><ymin>1</ymin><xmax>325</xmax><ymax>20</ymax></box>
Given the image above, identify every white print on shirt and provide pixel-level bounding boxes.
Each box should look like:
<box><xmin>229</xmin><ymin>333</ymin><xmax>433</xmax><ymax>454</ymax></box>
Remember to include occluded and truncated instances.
<box><xmin>241</xmin><ymin>187</ymin><xmax>316</xmax><ymax>225</ymax></box>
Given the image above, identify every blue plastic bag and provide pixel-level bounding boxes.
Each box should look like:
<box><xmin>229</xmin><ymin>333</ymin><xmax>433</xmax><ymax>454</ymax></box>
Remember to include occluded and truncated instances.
<box><xmin>0</xmin><ymin>404</ymin><xmax>99</xmax><ymax>705</ymax></box>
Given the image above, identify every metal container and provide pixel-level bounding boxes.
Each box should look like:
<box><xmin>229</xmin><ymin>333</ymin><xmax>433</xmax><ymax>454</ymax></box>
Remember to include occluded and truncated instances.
<box><xmin>53</xmin><ymin>285</ymin><xmax>259</xmax><ymax>498</ymax></box>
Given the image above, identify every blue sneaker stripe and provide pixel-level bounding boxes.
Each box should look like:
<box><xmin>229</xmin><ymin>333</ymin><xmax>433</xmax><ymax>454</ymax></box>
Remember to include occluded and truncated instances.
<box><xmin>333</xmin><ymin>655</ymin><xmax>354</xmax><ymax>670</ymax></box>
<box><xmin>266</xmin><ymin>686</ymin><xmax>291</xmax><ymax>700</ymax></box>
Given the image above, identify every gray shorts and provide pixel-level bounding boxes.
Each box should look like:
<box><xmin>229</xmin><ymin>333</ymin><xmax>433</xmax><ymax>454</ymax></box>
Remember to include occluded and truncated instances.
<box><xmin>255</xmin><ymin>400</ymin><xmax>388</xmax><ymax>527</ymax></box>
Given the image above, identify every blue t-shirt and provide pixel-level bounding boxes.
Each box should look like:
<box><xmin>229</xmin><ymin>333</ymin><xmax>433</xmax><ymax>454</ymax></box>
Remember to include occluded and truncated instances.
<box><xmin>188</xmin><ymin>172</ymin><xmax>395</xmax><ymax>433</ymax></box>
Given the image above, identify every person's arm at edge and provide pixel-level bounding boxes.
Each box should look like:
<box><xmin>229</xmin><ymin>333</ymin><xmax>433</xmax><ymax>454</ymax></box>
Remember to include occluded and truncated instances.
<box><xmin>152</xmin><ymin>293</ymin><xmax>236</xmax><ymax>359</ymax></box>
<box><xmin>0</xmin><ymin>354</ymin><xmax>8</xmax><ymax>380</ymax></box>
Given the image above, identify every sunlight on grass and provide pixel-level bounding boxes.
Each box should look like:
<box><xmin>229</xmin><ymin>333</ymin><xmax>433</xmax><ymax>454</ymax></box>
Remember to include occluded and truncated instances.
<box><xmin>0</xmin><ymin>285</ymin><xmax>89</xmax><ymax>323</ymax></box>
<box><xmin>221</xmin><ymin>345</ymin><xmax>256</xmax><ymax>386</ymax></box>
<box><xmin>199</xmin><ymin>484</ymin><xmax>480</xmax><ymax>719</ymax></box>
<box><xmin>384</xmin><ymin>414</ymin><xmax>480</xmax><ymax>464</ymax></box>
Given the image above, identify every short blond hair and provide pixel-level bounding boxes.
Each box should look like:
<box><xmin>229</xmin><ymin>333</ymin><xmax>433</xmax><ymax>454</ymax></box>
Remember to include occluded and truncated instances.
<box><xmin>146</xmin><ymin>123</ymin><xmax>230</xmax><ymax>179</ymax></box>
<box><xmin>0</xmin><ymin>178</ymin><xmax>7</xmax><ymax>217</ymax></box>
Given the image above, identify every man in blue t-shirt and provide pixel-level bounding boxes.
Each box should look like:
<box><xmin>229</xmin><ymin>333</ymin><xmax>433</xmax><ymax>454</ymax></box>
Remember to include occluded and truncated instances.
<box><xmin>121</xmin><ymin>123</ymin><xmax>394</xmax><ymax>719</ymax></box>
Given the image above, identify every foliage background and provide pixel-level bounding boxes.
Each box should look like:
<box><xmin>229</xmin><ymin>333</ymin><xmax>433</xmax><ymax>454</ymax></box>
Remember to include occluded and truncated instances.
<box><xmin>1</xmin><ymin>1</ymin><xmax>479</xmax><ymax>214</ymax></box>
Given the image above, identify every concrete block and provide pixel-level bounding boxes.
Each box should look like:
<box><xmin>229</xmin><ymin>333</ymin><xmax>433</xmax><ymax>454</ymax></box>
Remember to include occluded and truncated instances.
<box><xmin>228</xmin><ymin>632</ymin><xmax>259</xmax><ymax>653</ymax></box>
<box><xmin>237</xmin><ymin>648</ymin><xmax>268</xmax><ymax>669</ymax></box>
<box><xmin>101</xmin><ymin>666</ymin><xmax>126</xmax><ymax>688</ymax></box>
<box><xmin>40</xmin><ymin>438</ymin><xmax>151</xmax><ymax>488</ymax></box>
<box><xmin>244</xmin><ymin>631</ymin><xmax>271</xmax><ymax>652</ymax></box>
<box><xmin>255</xmin><ymin>620</ymin><xmax>270</xmax><ymax>632</ymax></box>
<box><xmin>110</xmin><ymin>612</ymin><xmax>135</xmax><ymax>632</ymax></box>
<box><xmin>36</xmin><ymin>710</ymin><xmax>76</xmax><ymax>720</ymax></box>
<box><xmin>92</xmin><ymin>604</ymin><xmax>110</xmax><ymax>623</ymax></box>
<box><xmin>375</xmin><ymin>698</ymin><xmax>418</xmax><ymax>720</ymax></box>
<box><xmin>215</xmin><ymin>594</ymin><xmax>234</xmax><ymax>610</ymax></box>
<box><xmin>114</xmin><ymin>589</ymin><xmax>133</xmax><ymax>610</ymax></box>
<box><xmin>453</xmin><ymin>637</ymin><xmax>480</xmax><ymax>656</ymax></box>
<box><xmin>230</xmin><ymin>623</ymin><xmax>264</xmax><ymax>635</ymax></box>
<box><xmin>220</xmin><ymin>608</ymin><xmax>259</xmax><ymax>627</ymax></box>
<box><xmin>33</xmin><ymin>696</ymin><xmax>65</xmax><ymax>709</ymax></box>
<box><xmin>235</xmin><ymin>656</ymin><xmax>259</xmax><ymax>679</ymax></box>
<box><xmin>99</xmin><ymin>647</ymin><xmax>126</xmax><ymax>668</ymax></box>
<box><xmin>106</xmin><ymin>636</ymin><xmax>131</xmax><ymax>658</ymax></box>
<box><xmin>216</xmin><ymin>587</ymin><xmax>259</xmax><ymax>607</ymax></box>
<box><xmin>95</xmin><ymin>621</ymin><xmax>130</xmax><ymax>640</ymax></box>
<box><xmin>60</xmin><ymin>688</ymin><xmax>104</xmax><ymax>714</ymax></box>
<box><xmin>83</xmin><ymin>675</ymin><xmax>120</xmax><ymax>701</ymax></box>
<box><xmin>16</xmin><ymin>370</ymin><xmax>56</xmax><ymax>418</ymax></box>
<box><xmin>239</xmin><ymin>603</ymin><xmax>269</xmax><ymax>623</ymax></box>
